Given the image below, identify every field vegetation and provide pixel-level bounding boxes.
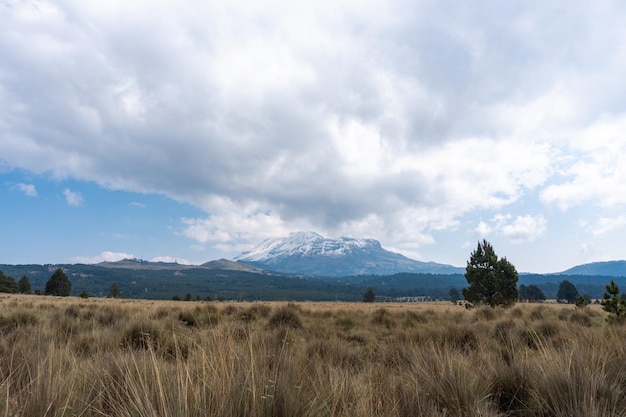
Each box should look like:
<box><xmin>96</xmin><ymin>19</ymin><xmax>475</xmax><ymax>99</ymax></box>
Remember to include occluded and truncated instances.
<box><xmin>1</xmin><ymin>295</ymin><xmax>625</xmax><ymax>416</ymax></box>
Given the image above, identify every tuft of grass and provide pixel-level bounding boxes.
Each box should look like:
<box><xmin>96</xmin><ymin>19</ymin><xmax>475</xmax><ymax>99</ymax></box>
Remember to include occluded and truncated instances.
<box><xmin>122</xmin><ymin>322</ymin><xmax>166</xmax><ymax>351</ymax></box>
<box><xmin>474</xmin><ymin>306</ymin><xmax>498</xmax><ymax>321</ymax></box>
<box><xmin>403</xmin><ymin>310</ymin><xmax>428</xmax><ymax>327</ymax></box>
<box><xmin>267</xmin><ymin>305</ymin><xmax>303</xmax><ymax>329</ymax></box>
<box><xmin>371</xmin><ymin>308</ymin><xmax>396</xmax><ymax>329</ymax></box>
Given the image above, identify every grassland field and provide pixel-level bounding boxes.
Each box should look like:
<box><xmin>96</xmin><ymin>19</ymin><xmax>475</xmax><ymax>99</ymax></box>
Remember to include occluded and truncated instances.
<box><xmin>0</xmin><ymin>294</ymin><xmax>625</xmax><ymax>417</ymax></box>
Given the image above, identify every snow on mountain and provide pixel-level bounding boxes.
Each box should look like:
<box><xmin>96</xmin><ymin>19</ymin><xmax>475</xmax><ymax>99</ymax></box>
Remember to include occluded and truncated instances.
<box><xmin>235</xmin><ymin>231</ymin><xmax>380</xmax><ymax>262</ymax></box>
<box><xmin>235</xmin><ymin>231</ymin><xmax>464</xmax><ymax>276</ymax></box>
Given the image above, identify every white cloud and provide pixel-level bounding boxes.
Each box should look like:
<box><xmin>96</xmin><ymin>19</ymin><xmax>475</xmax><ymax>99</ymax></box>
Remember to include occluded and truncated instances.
<box><xmin>541</xmin><ymin>116</ymin><xmax>626</xmax><ymax>210</ymax></box>
<box><xmin>592</xmin><ymin>216</ymin><xmax>626</xmax><ymax>237</ymax></box>
<box><xmin>474</xmin><ymin>221</ymin><xmax>492</xmax><ymax>237</ymax></box>
<box><xmin>475</xmin><ymin>214</ymin><xmax>547</xmax><ymax>244</ymax></box>
<box><xmin>150</xmin><ymin>256</ymin><xmax>191</xmax><ymax>265</ymax></box>
<box><xmin>63</xmin><ymin>189</ymin><xmax>83</xmax><ymax>206</ymax></box>
<box><xmin>181</xmin><ymin>200</ymin><xmax>313</xmax><ymax>254</ymax></box>
<box><xmin>15</xmin><ymin>183</ymin><xmax>37</xmax><ymax>197</ymax></box>
<box><xmin>72</xmin><ymin>251</ymin><xmax>134</xmax><ymax>264</ymax></box>
<box><xmin>501</xmin><ymin>215</ymin><xmax>547</xmax><ymax>244</ymax></box>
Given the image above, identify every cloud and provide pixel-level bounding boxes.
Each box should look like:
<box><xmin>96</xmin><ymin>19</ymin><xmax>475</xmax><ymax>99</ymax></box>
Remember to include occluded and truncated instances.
<box><xmin>474</xmin><ymin>221</ymin><xmax>492</xmax><ymax>237</ymax></box>
<box><xmin>591</xmin><ymin>216</ymin><xmax>626</xmax><ymax>237</ymax></box>
<box><xmin>72</xmin><ymin>251</ymin><xmax>134</xmax><ymax>264</ymax></box>
<box><xmin>501</xmin><ymin>215</ymin><xmax>547</xmax><ymax>244</ymax></box>
<box><xmin>1</xmin><ymin>0</ymin><xmax>625</xmax><ymax>258</ymax></box>
<box><xmin>541</xmin><ymin>117</ymin><xmax>626</xmax><ymax>210</ymax></box>
<box><xmin>63</xmin><ymin>189</ymin><xmax>83</xmax><ymax>206</ymax></box>
<box><xmin>15</xmin><ymin>183</ymin><xmax>37</xmax><ymax>197</ymax></box>
<box><xmin>150</xmin><ymin>256</ymin><xmax>191</xmax><ymax>265</ymax></box>
<box><xmin>475</xmin><ymin>214</ymin><xmax>547</xmax><ymax>244</ymax></box>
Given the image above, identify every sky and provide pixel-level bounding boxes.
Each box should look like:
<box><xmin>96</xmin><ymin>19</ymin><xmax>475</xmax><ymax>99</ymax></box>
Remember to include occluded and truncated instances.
<box><xmin>1</xmin><ymin>0</ymin><xmax>626</xmax><ymax>273</ymax></box>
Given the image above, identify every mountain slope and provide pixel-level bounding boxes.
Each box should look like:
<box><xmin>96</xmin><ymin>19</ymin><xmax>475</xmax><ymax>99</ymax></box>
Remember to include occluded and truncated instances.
<box><xmin>559</xmin><ymin>260</ymin><xmax>626</xmax><ymax>277</ymax></box>
<box><xmin>235</xmin><ymin>231</ymin><xmax>464</xmax><ymax>276</ymax></box>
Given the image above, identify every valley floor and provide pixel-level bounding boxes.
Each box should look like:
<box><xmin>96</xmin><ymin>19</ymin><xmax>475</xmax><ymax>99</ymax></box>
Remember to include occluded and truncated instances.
<box><xmin>0</xmin><ymin>295</ymin><xmax>623</xmax><ymax>416</ymax></box>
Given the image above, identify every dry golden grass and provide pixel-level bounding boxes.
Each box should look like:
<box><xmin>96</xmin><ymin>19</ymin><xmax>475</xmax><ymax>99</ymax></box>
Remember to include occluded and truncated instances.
<box><xmin>0</xmin><ymin>294</ymin><xmax>624</xmax><ymax>416</ymax></box>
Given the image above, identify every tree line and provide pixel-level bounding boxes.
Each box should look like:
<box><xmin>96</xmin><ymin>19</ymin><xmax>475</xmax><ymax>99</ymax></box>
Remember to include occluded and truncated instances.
<box><xmin>0</xmin><ymin>268</ymin><xmax>121</xmax><ymax>298</ymax></box>
<box><xmin>0</xmin><ymin>267</ymin><xmax>71</xmax><ymax>296</ymax></box>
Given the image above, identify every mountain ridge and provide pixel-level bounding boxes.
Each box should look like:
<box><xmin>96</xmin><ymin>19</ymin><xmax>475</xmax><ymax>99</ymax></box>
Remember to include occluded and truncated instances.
<box><xmin>235</xmin><ymin>231</ymin><xmax>465</xmax><ymax>276</ymax></box>
<box><xmin>558</xmin><ymin>260</ymin><xmax>626</xmax><ymax>277</ymax></box>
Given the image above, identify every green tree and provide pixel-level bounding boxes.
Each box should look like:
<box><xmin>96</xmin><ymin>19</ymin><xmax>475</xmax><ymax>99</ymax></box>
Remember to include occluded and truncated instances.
<box><xmin>363</xmin><ymin>287</ymin><xmax>376</xmax><ymax>303</ymax></box>
<box><xmin>18</xmin><ymin>275</ymin><xmax>31</xmax><ymax>294</ymax></box>
<box><xmin>519</xmin><ymin>284</ymin><xmax>546</xmax><ymax>302</ymax></box>
<box><xmin>78</xmin><ymin>290</ymin><xmax>90</xmax><ymax>298</ymax></box>
<box><xmin>601</xmin><ymin>280</ymin><xmax>626</xmax><ymax>323</ymax></box>
<box><xmin>557</xmin><ymin>280</ymin><xmax>579</xmax><ymax>304</ymax></box>
<box><xmin>575</xmin><ymin>295</ymin><xmax>588</xmax><ymax>309</ymax></box>
<box><xmin>449</xmin><ymin>287</ymin><xmax>460</xmax><ymax>303</ymax></box>
<box><xmin>462</xmin><ymin>240</ymin><xmax>518</xmax><ymax>308</ymax></box>
<box><xmin>45</xmin><ymin>268</ymin><xmax>71</xmax><ymax>296</ymax></box>
<box><xmin>0</xmin><ymin>270</ymin><xmax>19</xmax><ymax>293</ymax></box>
<box><xmin>107</xmin><ymin>282</ymin><xmax>121</xmax><ymax>298</ymax></box>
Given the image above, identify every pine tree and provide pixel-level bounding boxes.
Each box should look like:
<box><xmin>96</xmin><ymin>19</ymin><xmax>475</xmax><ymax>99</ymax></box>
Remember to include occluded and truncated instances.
<box><xmin>462</xmin><ymin>240</ymin><xmax>518</xmax><ymax>308</ymax></box>
<box><xmin>107</xmin><ymin>282</ymin><xmax>121</xmax><ymax>298</ymax></box>
<box><xmin>557</xmin><ymin>280</ymin><xmax>579</xmax><ymax>304</ymax></box>
<box><xmin>363</xmin><ymin>287</ymin><xmax>376</xmax><ymax>302</ymax></box>
<box><xmin>18</xmin><ymin>275</ymin><xmax>31</xmax><ymax>294</ymax></box>
<box><xmin>0</xmin><ymin>270</ymin><xmax>19</xmax><ymax>293</ymax></box>
<box><xmin>449</xmin><ymin>287</ymin><xmax>461</xmax><ymax>303</ymax></box>
<box><xmin>45</xmin><ymin>268</ymin><xmax>71</xmax><ymax>296</ymax></box>
<box><xmin>601</xmin><ymin>280</ymin><xmax>626</xmax><ymax>323</ymax></box>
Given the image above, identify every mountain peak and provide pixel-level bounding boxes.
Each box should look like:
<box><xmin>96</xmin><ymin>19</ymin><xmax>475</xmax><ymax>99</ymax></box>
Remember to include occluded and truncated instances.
<box><xmin>235</xmin><ymin>231</ymin><xmax>463</xmax><ymax>276</ymax></box>
<box><xmin>234</xmin><ymin>231</ymin><xmax>380</xmax><ymax>263</ymax></box>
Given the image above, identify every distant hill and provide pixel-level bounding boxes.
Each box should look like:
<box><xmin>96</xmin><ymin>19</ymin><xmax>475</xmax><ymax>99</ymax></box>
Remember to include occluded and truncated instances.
<box><xmin>97</xmin><ymin>259</ymin><xmax>189</xmax><ymax>270</ymax></box>
<box><xmin>200</xmin><ymin>259</ymin><xmax>265</xmax><ymax>273</ymax></box>
<box><xmin>235</xmin><ymin>231</ymin><xmax>464</xmax><ymax>276</ymax></box>
<box><xmin>559</xmin><ymin>261</ymin><xmax>626</xmax><ymax>277</ymax></box>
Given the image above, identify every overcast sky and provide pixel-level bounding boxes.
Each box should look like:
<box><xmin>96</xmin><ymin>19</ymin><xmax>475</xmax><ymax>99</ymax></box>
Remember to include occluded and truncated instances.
<box><xmin>1</xmin><ymin>0</ymin><xmax>626</xmax><ymax>272</ymax></box>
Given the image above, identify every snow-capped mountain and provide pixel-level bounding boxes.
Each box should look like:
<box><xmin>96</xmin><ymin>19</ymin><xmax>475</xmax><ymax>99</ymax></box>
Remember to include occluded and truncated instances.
<box><xmin>234</xmin><ymin>231</ymin><xmax>464</xmax><ymax>277</ymax></box>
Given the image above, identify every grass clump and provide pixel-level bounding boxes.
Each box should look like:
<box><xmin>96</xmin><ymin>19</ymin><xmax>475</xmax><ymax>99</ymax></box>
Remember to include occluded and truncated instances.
<box><xmin>371</xmin><ymin>308</ymin><xmax>396</xmax><ymax>329</ymax></box>
<box><xmin>267</xmin><ymin>305</ymin><xmax>302</xmax><ymax>329</ymax></box>
<box><xmin>122</xmin><ymin>322</ymin><xmax>166</xmax><ymax>351</ymax></box>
